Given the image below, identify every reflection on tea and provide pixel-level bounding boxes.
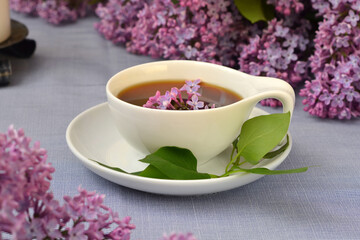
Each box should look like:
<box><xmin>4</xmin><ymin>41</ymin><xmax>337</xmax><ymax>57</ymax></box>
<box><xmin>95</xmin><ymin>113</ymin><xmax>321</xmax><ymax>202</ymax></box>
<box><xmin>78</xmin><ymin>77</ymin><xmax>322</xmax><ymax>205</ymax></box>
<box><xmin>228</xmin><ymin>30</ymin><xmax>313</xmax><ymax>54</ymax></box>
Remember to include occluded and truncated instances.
<box><xmin>117</xmin><ymin>80</ymin><xmax>242</xmax><ymax>109</ymax></box>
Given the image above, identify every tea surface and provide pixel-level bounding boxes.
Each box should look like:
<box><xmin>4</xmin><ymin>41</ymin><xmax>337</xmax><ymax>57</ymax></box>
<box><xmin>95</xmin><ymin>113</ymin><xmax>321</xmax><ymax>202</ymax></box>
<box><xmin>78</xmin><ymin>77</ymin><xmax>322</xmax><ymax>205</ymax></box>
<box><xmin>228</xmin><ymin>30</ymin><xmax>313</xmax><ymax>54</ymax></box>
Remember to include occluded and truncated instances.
<box><xmin>117</xmin><ymin>80</ymin><xmax>242</xmax><ymax>108</ymax></box>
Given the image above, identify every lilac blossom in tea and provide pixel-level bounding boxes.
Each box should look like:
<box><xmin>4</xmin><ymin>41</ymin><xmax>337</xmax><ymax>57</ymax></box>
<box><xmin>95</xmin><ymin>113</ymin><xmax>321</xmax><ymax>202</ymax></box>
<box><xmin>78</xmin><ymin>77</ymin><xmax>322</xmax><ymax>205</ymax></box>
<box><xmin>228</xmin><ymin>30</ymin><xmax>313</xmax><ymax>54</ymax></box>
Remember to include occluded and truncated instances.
<box><xmin>117</xmin><ymin>79</ymin><xmax>242</xmax><ymax>110</ymax></box>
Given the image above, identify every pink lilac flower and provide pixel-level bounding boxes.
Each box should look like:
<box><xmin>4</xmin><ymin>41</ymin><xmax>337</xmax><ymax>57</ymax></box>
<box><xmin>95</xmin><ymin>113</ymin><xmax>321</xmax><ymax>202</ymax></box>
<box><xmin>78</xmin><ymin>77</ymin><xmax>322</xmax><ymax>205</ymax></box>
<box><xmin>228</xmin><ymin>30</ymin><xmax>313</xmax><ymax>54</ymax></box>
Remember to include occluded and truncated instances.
<box><xmin>300</xmin><ymin>0</ymin><xmax>360</xmax><ymax>119</ymax></box>
<box><xmin>0</xmin><ymin>126</ymin><xmax>135</xmax><ymax>239</ymax></box>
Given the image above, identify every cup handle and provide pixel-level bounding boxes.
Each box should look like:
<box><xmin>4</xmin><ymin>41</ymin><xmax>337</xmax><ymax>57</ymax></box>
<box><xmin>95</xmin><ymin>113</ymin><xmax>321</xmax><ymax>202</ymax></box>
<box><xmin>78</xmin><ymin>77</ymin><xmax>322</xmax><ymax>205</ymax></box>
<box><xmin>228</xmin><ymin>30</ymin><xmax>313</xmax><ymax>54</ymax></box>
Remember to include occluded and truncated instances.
<box><xmin>247</xmin><ymin>76</ymin><xmax>295</xmax><ymax>115</ymax></box>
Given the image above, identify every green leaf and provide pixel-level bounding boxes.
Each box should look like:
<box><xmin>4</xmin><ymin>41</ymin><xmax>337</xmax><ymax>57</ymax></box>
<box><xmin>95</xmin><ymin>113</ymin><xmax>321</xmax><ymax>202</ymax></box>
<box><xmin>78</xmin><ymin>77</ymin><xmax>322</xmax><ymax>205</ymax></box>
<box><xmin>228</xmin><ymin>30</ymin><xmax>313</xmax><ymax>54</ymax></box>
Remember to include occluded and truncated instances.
<box><xmin>138</xmin><ymin>165</ymin><xmax>171</xmax><ymax>179</ymax></box>
<box><xmin>236</xmin><ymin>112</ymin><xmax>291</xmax><ymax>165</ymax></box>
<box><xmin>90</xmin><ymin>147</ymin><xmax>211</xmax><ymax>180</ymax></box>
<box><xmin>233</xmin><ymin>0</ymin><xmax>275</xmax><ymax>23</ymax></box>
<box><xmin>139</xmin><ymin>146</ymin><xmax>211</xmax><ymax>180</ymax></box>
<box><xmin>233</xmin><ymin>166</ymin><xmax>308</xmax><ymax>175</ymax></box>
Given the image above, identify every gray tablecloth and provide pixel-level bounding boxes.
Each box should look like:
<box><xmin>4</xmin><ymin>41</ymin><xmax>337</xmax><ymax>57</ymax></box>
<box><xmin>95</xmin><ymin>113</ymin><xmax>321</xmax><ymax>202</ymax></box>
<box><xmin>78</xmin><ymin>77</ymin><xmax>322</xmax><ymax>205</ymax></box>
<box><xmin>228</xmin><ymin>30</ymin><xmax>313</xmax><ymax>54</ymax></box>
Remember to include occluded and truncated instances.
<box><xmin>1</xmin><ymin>13</ymin><xmax>359</xmax><ymax>240</ymax></box>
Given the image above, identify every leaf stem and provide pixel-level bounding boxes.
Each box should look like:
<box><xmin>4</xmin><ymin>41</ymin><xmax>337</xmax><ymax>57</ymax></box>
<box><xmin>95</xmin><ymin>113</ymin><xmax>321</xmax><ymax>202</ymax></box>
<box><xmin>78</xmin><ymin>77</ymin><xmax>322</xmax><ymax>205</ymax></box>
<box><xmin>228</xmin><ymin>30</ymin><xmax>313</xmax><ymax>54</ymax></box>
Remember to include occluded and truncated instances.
<box><xmin>225</xmin><ymin>152</ymin><xmax>241</xmax><ymax>172</ymax></box>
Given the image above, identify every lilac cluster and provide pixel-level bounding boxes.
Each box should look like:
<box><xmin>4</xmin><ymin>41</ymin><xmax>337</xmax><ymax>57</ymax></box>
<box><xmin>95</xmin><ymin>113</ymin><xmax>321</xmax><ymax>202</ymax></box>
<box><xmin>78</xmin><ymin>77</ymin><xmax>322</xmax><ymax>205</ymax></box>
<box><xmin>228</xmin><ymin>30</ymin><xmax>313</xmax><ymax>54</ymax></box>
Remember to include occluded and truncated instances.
<box><xmin>95</xmin><ymin>0</ymin><xmax>248</xmax><ymax>67</ymax></box>
<box><xmin>10</xmin><ymin>0</ymin><xmax>93</xmax><ymax>24</ymax></box>
<box><xmin>239</xmin><ymin>16</ymin><xmax>311</xmax><ymax>107</ymax></box>
<box><xmin>94</xmin><ymin>0</ymin><xmax>149</xmax><ymax>44</ymax></box>
<box><xmin>0</xmin><ymin>126</ymin><xmax>135</xmax><ymax>239</ymax></box>
<box><xmin>299</xmin><ymin>0</ymin><xmax>360</xmax><ymax>119</ymax></box>
<box><xmin>143</xmin><ymin>79</ymin><xmax>214</xmax><ymax>110</ymax></box>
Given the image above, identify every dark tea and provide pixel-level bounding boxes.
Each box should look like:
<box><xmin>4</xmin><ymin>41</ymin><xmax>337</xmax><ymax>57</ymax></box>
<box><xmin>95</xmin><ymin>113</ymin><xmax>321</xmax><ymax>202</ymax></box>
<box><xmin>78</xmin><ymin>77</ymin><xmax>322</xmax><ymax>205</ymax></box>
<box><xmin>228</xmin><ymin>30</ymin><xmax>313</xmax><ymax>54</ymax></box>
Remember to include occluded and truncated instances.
<box><xmin>117</xmin><ymin>80</ymin><xmax>242</xmax><ymax>108</ymax></box>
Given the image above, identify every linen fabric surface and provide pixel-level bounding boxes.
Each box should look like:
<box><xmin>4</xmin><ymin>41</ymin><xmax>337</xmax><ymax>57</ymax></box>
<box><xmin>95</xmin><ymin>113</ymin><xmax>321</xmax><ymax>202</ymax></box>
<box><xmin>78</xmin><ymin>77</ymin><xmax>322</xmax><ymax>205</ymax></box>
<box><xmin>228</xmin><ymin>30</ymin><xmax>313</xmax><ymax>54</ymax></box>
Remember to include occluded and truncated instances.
<box><xmin>0</xmin><ymin>13</ymin><xmax>359</xmax><ymax>240</ymax></box>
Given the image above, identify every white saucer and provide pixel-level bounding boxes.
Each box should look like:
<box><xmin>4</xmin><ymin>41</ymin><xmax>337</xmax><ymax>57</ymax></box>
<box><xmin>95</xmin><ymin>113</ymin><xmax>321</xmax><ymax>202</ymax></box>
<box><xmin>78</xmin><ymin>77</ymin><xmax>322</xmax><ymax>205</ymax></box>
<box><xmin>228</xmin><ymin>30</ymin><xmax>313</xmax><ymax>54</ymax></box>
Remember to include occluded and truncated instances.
<box><xmin>66</xmin><ymin>103</ymin><xmax>292</xmax><ymax>196</ymax></box>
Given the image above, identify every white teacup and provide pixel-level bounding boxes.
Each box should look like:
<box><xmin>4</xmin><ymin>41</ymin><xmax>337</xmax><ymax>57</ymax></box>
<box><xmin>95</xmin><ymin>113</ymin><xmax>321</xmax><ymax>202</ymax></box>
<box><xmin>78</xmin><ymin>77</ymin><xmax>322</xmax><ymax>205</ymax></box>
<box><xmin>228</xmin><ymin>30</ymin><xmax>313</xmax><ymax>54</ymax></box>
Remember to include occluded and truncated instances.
<box><xmin>106</xmin><ymin>60</ymin><xmax>295</xmax><ymax>165</ymax></box>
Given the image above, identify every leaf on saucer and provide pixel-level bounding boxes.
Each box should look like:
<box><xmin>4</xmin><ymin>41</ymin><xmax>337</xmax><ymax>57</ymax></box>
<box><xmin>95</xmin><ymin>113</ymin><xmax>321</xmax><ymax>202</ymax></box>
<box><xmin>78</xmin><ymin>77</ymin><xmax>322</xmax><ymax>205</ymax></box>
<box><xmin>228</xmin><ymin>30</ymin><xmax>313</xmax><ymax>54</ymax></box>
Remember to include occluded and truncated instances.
<box><xmin>139</xmin><ymin>146</ymin><xmax>211</xmax><ymax>180</ymax></box>
<box><xmin>137</xmin><ymin>165</ymin><xmax>171</xmax><ymax>179</ymax></box>
<box><xmin>90</xmin><ymin>147</ymin><xmax>210</xmax><ymax>180</ymax></box>
<box><xmin>236</xmin><ymin>112</ymin><xmax>291</xmax><ymax>165</ymax></box>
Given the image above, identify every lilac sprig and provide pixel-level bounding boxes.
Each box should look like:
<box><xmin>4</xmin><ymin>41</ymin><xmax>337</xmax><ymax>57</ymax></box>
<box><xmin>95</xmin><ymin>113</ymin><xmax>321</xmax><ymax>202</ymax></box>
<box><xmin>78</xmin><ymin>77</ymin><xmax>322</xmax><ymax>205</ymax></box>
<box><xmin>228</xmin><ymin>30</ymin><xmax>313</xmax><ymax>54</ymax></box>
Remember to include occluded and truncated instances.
<box><xmin>0</xmin><ymin>126</ymin><xmax>135</xmax><ymax>239</ymax></box>
<box><xmin>299</xmin><ymin>0</ymin><xmax>360</xmax><ymax>119</ymax></box>
<box><xmin>143</xmin><ymin>79</ymin><xmax>214</xmax><ymax>110</ymax></box>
